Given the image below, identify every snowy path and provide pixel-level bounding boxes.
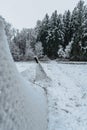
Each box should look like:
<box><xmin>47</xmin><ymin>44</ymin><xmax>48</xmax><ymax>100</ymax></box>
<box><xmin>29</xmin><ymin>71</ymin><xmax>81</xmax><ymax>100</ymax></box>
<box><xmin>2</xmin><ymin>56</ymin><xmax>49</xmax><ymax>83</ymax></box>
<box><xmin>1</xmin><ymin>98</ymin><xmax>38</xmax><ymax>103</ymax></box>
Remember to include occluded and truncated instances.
<box><xmin>16</xmin><ymin>61</ymin><xmax>87</xmax><ymax>130</ymax></box>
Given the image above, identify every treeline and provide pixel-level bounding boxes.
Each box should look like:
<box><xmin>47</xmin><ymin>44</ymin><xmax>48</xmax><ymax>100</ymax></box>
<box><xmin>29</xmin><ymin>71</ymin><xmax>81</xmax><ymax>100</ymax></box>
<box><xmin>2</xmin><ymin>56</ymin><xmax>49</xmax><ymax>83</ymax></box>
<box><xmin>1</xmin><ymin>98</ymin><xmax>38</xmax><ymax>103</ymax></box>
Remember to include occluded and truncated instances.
<box><xmin>3</xmin><ymin>0</ymin><xmax>87</xmax><ymax>61</ymax></box>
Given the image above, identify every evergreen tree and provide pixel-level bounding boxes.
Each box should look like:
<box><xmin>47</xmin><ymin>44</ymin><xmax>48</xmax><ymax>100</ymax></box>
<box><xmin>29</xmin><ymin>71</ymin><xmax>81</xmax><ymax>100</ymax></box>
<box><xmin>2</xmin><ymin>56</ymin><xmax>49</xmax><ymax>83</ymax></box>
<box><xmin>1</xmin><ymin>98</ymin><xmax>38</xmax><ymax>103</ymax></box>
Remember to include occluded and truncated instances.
<box><xmin>35</xmin><ymin>20</ymin><xmax>42</xmax><ymax>36</ymax></box>
<box><xmin>70</xmin><ymin>0</ymin><xmax>85</xmax><ymax>60</ymax></box>
<box><xmin>63</xmin><ymin>10</ymin><xmax>72</xmax><ymax>48</ymax></box>
<box><xmin>81</xmin><ymin>5</ymin><xmax>87</xmax><ymax>60</ymax></box>
<box><xmin>47</xmin><ymin>11</ymin><xmax>63</xmax><ymax>58</ymax></box>
<box><xmin>46</xmin><ymin>10</ymin><xmax>58</xmax><ymax>58</ymax></box>
<box><xmin>36</xmin><ymin>14</ymin><xmax>49</xmax><ymax>56</ymax></box>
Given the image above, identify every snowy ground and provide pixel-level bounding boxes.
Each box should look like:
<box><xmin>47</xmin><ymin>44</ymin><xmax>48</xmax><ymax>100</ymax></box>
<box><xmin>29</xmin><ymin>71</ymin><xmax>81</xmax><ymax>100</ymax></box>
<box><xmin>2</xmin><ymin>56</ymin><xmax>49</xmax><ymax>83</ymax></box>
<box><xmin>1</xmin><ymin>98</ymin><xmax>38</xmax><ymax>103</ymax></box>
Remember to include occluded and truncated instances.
<box><xmin>16</xmin><ymin>61</ymin><xmax>87</xmax><ymax>130</ymax></box>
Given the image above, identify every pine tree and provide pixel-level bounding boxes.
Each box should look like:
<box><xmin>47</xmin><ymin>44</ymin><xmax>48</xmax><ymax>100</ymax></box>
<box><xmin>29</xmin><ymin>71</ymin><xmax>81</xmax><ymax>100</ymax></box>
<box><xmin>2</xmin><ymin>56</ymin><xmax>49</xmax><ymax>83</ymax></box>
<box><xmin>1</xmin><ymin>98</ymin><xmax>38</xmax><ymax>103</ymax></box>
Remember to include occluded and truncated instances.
<box><xmin>63</xmin><ymin>10</ymin><xmax>72</xmax><ymax>48</ymax></box>
<box><xmin>47</xmin><ymin>11</ymin><xmax>64</xmax><ymax>58</ymax></box>
<box><xmin>36</xmin><ymin>14</ymin><xmax>49</xmax><ymax>56</ymax></box>
<box><xmin>82</xmin><ymin>5</ymin><xmax>87</xmax><ymax>59</ymax></box>
<box><xmin>70</xmin><ymin>0</ymin><xmax>85</xmax><ymax>60</ymax></box>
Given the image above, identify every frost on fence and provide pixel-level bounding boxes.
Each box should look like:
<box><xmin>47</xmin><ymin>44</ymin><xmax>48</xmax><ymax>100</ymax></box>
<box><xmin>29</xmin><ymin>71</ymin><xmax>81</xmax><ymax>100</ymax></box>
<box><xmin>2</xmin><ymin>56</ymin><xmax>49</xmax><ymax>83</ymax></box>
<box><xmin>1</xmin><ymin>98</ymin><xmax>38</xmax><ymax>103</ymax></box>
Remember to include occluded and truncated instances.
<box><xmin>34</xmin><ymin>56</ymin><xmax>51</xmax><ymax>88</ymax></box>
<box><xmin>0</xmin><ymin>19</ymin><xmax>47</xmax><ymax>130</ymax></box>
<box><xmin>35</xmin><ymin>57</ymin><xmax>48</xmax><ymax>81</ymax></box>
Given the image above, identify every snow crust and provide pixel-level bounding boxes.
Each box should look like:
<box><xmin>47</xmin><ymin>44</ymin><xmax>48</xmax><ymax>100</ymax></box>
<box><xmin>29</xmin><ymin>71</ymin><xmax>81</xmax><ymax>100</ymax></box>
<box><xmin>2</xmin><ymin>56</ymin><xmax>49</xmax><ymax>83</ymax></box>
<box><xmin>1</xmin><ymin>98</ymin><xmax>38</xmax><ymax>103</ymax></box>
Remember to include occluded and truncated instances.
<box><xmin>0</xmin><ymin>19</ymin><xmax>47</xmax><ymax>130</ymax></box>
<box><xmin>16</xmin><ymin>61</ymin><xmax>87</xmax><ymax>130</ymax></box>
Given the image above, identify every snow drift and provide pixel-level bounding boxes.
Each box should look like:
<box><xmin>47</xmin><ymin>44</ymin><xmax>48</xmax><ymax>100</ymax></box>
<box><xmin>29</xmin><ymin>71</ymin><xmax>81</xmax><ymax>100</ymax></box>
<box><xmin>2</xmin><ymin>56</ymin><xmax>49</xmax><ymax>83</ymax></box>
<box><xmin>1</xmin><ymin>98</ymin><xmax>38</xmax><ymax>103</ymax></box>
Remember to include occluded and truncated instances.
<box><xmin>0</xmin><ymin>19</ymin><xmax>47</xmax><ymax>130</ymax></box>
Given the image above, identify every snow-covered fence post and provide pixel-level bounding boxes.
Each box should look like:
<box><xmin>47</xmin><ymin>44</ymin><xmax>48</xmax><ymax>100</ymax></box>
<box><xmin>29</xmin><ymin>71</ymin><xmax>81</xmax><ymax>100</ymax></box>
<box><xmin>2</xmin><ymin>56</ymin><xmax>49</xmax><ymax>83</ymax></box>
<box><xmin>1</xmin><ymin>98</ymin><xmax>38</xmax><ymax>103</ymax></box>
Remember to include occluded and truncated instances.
<box><xmin>34</xmin><ymin>56</ymin><xmax>50</xmax><ymax>82</ymax></box>
<box><xmin>34</xmin><ymin>56</ymin><xmax>39</xmax><ymax>63</ymax></box>
<box><xmin>34</xmin><ymin>57</ymin><xmax>51</xmax><ymax>130</ymax></box>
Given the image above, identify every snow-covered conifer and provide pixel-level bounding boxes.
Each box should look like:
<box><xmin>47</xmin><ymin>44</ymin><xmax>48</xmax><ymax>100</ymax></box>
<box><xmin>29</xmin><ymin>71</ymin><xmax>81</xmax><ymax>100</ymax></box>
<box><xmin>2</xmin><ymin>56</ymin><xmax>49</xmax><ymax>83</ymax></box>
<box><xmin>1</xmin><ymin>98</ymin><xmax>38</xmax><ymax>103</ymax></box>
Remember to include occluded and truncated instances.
<box><xmin>63</xmin><ymin>10</ymin><xmax>72</xmax><ymax>48</ymax></box>
<box><xmin>70</xmin><ymin>0</ymin><xmax>85</xmax><ymax>59</ymax></box>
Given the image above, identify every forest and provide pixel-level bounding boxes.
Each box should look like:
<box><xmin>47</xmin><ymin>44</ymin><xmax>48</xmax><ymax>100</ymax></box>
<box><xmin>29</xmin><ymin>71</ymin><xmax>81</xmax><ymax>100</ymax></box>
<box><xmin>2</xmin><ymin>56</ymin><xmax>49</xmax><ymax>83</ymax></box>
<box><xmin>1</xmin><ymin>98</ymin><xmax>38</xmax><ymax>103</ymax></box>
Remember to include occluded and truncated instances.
<box><xmin>2</xmin><ymin>0</ymin><xmax>87</xmax><ymax>61</ymax></box>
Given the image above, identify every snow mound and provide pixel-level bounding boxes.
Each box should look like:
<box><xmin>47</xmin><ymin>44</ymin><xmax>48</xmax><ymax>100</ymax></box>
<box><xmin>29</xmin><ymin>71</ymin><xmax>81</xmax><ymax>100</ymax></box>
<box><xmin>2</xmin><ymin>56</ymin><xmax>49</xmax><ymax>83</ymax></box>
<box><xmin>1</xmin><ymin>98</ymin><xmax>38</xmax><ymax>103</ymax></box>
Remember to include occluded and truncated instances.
<box><xmin>0</xmin><ymin>19</ymin><xmax>47</xmax><ymax>130</ymax></box>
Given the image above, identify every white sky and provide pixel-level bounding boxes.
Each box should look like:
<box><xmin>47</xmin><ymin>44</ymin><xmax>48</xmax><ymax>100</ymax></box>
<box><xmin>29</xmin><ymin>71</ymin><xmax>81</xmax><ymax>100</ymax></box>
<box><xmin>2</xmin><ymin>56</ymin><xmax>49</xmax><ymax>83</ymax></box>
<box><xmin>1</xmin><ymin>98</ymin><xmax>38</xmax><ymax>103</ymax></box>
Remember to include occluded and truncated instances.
<box><xmin>0</xmin><ymin>0</ymin><xmax>87</xmax><ymax>29</ymax></box>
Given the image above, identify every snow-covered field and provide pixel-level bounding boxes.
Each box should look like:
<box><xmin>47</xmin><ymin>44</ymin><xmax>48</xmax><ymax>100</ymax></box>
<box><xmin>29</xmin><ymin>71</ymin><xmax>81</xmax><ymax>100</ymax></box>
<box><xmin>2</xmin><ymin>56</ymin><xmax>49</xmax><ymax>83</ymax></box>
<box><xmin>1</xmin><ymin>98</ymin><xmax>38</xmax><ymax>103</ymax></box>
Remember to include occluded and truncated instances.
<box><xmin>16</xmin><ymin>61</ymin><xmax>87</xmax><ymax>130</ymax></box>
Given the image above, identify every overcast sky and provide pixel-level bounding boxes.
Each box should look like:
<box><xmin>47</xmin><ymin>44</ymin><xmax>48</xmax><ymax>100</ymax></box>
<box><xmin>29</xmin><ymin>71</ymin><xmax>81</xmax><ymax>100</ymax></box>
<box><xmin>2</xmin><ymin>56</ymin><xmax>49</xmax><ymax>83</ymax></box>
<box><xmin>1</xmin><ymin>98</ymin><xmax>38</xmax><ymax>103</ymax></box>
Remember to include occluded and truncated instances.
<box><xmin>0</xmin><ymin>0</ymin><xmax>87</xmax><ymax>29</ymax></box>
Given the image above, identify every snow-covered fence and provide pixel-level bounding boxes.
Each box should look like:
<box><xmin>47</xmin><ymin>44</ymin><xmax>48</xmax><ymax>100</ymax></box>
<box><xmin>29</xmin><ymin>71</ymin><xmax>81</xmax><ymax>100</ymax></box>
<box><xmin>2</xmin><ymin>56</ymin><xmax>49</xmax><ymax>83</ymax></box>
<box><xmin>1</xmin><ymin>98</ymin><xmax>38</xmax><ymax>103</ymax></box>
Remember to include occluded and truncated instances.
<box><xmin>0</xmin><ymin>19</ymin><xmax>47</xmax><ymax>130</ymax></box>
<box><xmin>34</xmin><ymin>56</ymin><xmax>49</xmax><ymax>81</ymax></box>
